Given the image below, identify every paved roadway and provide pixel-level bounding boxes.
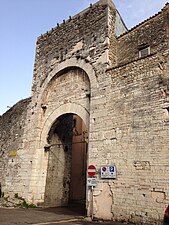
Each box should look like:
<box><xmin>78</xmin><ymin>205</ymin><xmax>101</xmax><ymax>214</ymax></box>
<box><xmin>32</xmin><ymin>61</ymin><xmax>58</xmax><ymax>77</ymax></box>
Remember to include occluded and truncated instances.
<box><xmin>0</xmin><ymin>206</ymin><xmax>132</xmax><ymax>225</ymax></box>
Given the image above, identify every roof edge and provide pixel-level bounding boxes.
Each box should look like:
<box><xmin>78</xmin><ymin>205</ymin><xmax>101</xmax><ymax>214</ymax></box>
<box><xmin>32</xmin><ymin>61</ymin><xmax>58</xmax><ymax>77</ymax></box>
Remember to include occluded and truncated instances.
<box><xmin>117</xmin><ymin>2</ymin><xmax>169</xmax><ymax>39</ymax></box>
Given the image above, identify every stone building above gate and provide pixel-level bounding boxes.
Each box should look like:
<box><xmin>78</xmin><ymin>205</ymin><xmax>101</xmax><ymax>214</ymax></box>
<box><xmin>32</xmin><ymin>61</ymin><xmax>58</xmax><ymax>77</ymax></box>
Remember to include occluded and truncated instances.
<box><xmin>0</xmin><ymin>1</ymin><xmax>169</xmax><ymax>224</ymax></box>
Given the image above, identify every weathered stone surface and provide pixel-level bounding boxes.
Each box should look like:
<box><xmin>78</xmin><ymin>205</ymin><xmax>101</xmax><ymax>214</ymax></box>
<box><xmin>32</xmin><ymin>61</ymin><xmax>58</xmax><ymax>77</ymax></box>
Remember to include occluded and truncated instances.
<box><xmin>0</xmin><ymin>1</ymin><xmax>169</xmax><ymax>224</ymax></box>
<box><xmin>0</xmin><ymin>98</ymin><xmax>31</xmax><ymax>198</ymax></box>
<box><xmin>0</xmin><ymin>197</ymin><xmax>23</xmax><ymax>208</ymax></box>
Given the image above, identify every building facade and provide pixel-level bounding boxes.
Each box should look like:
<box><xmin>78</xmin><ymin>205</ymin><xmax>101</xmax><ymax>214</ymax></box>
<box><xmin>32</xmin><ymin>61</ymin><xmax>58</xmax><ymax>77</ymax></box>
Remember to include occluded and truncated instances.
<box><xmin>0</xmin><ymin>0</ymin><xmax>169</xmax><ymax>224</ymax></box>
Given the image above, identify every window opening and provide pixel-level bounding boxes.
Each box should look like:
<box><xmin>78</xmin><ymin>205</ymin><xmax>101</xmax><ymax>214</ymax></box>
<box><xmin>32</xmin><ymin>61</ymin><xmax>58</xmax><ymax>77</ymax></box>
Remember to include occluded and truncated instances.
<box><xmin>139</xmin><ymin>46</ymin><xmax>150</xmax><ymax>58</ymax></box>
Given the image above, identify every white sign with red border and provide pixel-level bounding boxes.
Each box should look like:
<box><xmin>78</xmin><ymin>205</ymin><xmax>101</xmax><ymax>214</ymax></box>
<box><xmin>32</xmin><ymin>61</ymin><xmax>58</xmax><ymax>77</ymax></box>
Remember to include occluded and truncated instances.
<box><xmin>87</xmin><ymin>165</ymin><xmax>96</xmax><ymax>177</ymax></box>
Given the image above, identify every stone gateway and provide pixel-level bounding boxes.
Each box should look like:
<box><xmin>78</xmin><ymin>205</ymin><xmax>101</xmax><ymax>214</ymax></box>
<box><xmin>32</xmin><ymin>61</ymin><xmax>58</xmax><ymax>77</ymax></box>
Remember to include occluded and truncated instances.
<box><xmin>0</xmin><ymin>0</ymin><xmax>169</xmax><ymax>224</ymax></box>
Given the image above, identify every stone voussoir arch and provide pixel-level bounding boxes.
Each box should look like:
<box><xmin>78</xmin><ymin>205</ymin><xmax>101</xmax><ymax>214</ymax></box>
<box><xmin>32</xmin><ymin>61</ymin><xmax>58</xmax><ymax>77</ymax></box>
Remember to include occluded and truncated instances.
<box><xmin>39</xmin><ymin>102</ymin><xmax>90</xmax><ymax>149</ymax></box>
<box><xmin>39</xmin><ymin>57</ymin><xmax>97</xmax><ymax>102</ymax></box>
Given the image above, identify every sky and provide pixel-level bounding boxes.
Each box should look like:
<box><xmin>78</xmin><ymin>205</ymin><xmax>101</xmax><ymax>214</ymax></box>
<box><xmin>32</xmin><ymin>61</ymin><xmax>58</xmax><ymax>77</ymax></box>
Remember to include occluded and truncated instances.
<box><xmin>0</xmin><ymin>0</ymin><xmax>168</xmax><ymax>115</ymax></box>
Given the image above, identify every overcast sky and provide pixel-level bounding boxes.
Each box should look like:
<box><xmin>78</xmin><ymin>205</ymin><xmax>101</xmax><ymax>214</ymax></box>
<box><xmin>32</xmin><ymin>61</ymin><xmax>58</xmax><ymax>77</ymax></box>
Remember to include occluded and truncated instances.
<box><xmin>0</xmin><ymin>0</ymin><xmax>168</xmax><ymax>115</ymax></box>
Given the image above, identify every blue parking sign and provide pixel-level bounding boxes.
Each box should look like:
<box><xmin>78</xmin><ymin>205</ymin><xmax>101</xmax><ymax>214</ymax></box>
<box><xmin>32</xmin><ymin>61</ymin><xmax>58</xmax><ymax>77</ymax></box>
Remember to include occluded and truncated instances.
<box><xmin>109</xmin><ymin>166</ymin><xmax>114</xmax><ymax>172</ymax></box>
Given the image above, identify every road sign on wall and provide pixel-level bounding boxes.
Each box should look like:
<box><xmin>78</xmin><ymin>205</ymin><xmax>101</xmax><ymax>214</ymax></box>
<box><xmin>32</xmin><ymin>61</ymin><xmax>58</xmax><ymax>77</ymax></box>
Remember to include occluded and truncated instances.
<box><xmin>87</xmin><ymin>177</ymin><xmax>97</xmax><ymax>187</ymax></box>
<box><xmin>101</xmin><ymin>165</ymin><xmax>116</xmax><ymax>179</ymax></box>
<box><xmin>87</xmin><ymin>165</ymin><xmax>96</xmax><ymax>177</ymax></box>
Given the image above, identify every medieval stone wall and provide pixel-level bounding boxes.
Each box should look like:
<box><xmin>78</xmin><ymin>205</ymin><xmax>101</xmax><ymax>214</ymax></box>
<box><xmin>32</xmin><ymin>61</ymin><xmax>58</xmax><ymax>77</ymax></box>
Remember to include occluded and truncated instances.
<box><xmin>117</xmin><ymin>8</ymin><xmax>168</xmax><ymax>66</ymax></box>
<box><xmin>20</xmin><ymin>66</ymin><xmax>92</xmax><ymax>204</ymax></box>
<box><xmin>0</xmin><ymin>1</ymin><xmax>168</xmax><ymax>224</ymax></box>
<box><xmin>103</xmin><ymin>55</ymin><xmax>168</xmax><ymax>224</ymax></box>
<box><xmin>21</xmin><ymin>0</ymin><xmax>117</xmax><ymax>204</ymax></box>
<box><xmin>41</xmin><ymin>68</ymin><xmax>90</xmax><ymax>115</ymax></box>
<box><xmin>88</xmin><ymin>5</ymin><xmax>169</xmax><ymax>224</ymax></box>
<box><xmin>32</xmin><ymin>1</ymin><xmax>109</xmax><ymax>94</ymax></box>
<box><xmin>0</xmin><ymin>98</ymin><xmax>31</xmax><ymax>196</ymax></box>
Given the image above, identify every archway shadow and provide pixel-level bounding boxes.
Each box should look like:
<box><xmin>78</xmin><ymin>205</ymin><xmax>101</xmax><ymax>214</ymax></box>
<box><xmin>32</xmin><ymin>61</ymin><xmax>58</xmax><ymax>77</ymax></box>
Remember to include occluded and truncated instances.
<box><xmin>38</xmin><ymin>204</ymin><xmax>86</xmax><ymax>216</ymax></box>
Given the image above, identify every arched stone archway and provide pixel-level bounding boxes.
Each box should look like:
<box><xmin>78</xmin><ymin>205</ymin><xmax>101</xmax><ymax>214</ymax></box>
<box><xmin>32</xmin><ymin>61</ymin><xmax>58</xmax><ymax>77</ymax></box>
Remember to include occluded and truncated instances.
<box><xmin>44</xmin><ymin>113</ymin><xmax>88</xmax><ymax>208</ymax></box>
<box><xmin>27</xmin><ymin>62</ymin><xmax>93</xmax><ymax>210</ymax></box>
<box><xmin>34</xmin><ymin>58</ymin><xmax>98</xmax><ymax>105</ymax></box>
<box><xmin>28</xmin><ymin>103</ymin><xmax>90</xmax><ymax>209</ymax></box>
<box><xmin>40</xmin><ymin>102</ymin><xmax>90</xmax><ymax>149</ymax></box>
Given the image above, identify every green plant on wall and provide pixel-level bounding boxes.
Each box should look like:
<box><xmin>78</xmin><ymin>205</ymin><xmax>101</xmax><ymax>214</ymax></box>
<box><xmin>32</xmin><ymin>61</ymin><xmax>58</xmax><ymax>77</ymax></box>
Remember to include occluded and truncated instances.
<box><xmin>14</xmin><ymin>193</ymin><xmax>36</xmax><ymax>208</ymax></box>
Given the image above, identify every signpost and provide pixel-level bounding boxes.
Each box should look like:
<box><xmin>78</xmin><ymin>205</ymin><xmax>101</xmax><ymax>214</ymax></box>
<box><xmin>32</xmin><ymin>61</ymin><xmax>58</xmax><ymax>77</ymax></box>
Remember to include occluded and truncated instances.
<box><xmin>87</xmin><ymin>165</ymin><xmax>96</xmax><ymax>220</ymax></box>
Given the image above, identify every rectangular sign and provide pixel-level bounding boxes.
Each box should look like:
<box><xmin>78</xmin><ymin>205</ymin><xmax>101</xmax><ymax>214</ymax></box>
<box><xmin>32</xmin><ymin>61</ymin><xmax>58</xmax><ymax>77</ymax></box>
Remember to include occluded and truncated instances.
<box><xmin>87</xmin><ymin>177</ymin><xmax>97</xmax><ymax>187</ymax></box>
<box><xmin>9</xmin><ymin>150</ymin><xmax>17</xmax><ymax>157</ymax></box>
<box><xmin>101</xmin><ymin>165</ymin><xmax>116</xmax><ymax>179</ymax></box>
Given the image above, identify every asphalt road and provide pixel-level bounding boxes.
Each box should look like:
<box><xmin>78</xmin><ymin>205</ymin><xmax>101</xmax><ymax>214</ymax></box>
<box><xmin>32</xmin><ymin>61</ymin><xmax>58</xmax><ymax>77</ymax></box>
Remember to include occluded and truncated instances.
<box><xmin>0</xmin><ymin>207</ymin><xmax>132</xmax><ymax>225</ymax></box>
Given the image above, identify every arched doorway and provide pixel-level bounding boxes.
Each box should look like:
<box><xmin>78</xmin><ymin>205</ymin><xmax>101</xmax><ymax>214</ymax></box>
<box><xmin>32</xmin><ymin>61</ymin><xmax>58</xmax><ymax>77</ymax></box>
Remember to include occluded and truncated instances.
<box><xmin>44</xmin><ymin>113</ymin><xmax>88</xmax><ymax>211</ymax></box>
